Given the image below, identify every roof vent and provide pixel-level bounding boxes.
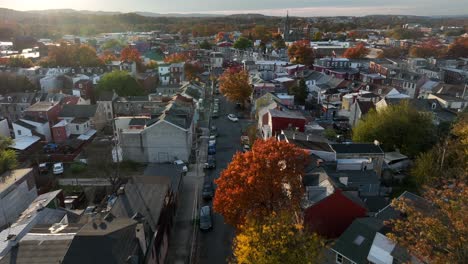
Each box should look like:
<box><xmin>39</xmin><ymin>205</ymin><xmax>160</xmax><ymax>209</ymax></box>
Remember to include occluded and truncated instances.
<box><xmin>353</xmin><ymin>235</ymin><xmax>365</xmax><ymax>245</ymax></box>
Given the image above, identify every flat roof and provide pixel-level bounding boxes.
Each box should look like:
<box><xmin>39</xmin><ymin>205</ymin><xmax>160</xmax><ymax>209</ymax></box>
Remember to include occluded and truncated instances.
<box><xmin>0</xmin><ymin>168</ymin><xmax>33</xmax><ymax>194</ymax></box>
<box><xmin>26</xmin><ymin>102</ymin><xmax>56</xmax><ymax>112</ymax></box>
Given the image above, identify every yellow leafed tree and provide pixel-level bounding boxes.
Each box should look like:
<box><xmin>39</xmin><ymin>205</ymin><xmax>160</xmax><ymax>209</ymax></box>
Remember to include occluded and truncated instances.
<box><xmin>232</xmin><ymin>212</ymin><xmax>324</xmax><ymax>264</ymax></box>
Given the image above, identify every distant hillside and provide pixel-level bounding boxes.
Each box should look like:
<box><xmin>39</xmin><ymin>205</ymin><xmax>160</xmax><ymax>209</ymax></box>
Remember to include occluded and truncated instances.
<box><xmin>0</xmin><ymin>8</ymin><xmax>465</xmax><ymax>41</ymax></box>
<box><xmin>135</xmin><ymin>12</ymin><xmax>223</xmax><ymax>18</ymax></box>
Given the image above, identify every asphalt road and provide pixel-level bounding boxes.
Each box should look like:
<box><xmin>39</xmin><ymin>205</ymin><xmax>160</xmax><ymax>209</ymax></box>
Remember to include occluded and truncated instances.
<box><xmin>197</xmin><ymin>95</ymin><xmax>253</xmax><ymax>264</ymax></box>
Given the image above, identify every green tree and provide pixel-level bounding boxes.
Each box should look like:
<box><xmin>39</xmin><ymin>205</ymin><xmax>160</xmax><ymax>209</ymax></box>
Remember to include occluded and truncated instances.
<box><xmin>199</xmin><ymin>40</ymin><xmax>212</xmax><ymax>49</ymax></box>
<box><xmin>97</xmin><ymin>71</ymin><xmax>145</xmax><ymax>97</ymax></box>
<box><xmin>289</xmin><ymin>79</ymin><xmax>308</xmax><ymax>105</ymax></box>
<box><xmin>0</xmin><ymin>72</ymin><xmax>37</xmax><ymax>93</ymax></box>
<box><xmin>352</xmin><ymin>102</ymin><xmax>435</xmax><ymax>157</ymax></box>
<box><xmin>232</xmin><ymin>211</ymin><xmax>324</xmax><ymax>264</ymax></box>
<box><xmin>234</xmin><ymin>37</ymin><xmax>253</xmax><ymax>50</ymax></box>
<box><xmin>313</xmin><ymin>32</ymin><xmax>323</xmax><ymax>41</ymax></box>
<box><xmin>411</xmin><ymin>112</ymin><xmax>468</xmax><ymax>186</ymax></box>
<box><xmin>0</xmin><ymin>137</ymin><xmax>17</xmax><ymax>174</ymax></box>
<box><xmin>101</xmin><ymin>39</ymin><xmax>124</xmax><ymax>50</ymax></box>
<box><xmin>272</xmin><ymin>35</ymin><xmax>286</xmax><ymax>50</ymax></box>
<box><xmin>323</xmin><ymin>128</ymin><xmax>337</xmax><ymax>141</ymax></box>
<box><xmin>8</xmin><ymin>56</ymin><xmax>34</xmax><ymax>68</ymax></box>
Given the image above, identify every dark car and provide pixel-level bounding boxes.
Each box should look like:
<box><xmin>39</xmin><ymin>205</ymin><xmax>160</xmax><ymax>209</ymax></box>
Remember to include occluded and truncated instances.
<box><xmin>199</xmin><ymin>206</ymin><xmax>213</xmax><ymax>231</ymax></box>
<box><xmin>202</xmin><ymin>182</ymin><xmax>214</xmax><ymax>200</ymax></box>
<box><xmin>38</xmin><ymin>163</ymin><xmax>49</xmax><ymax>174</ymax></box>
<box><xmin>204</xmin><ymin>155</ymin><xmax>216</xmax><ymax>169</ymax></box>
<box><xmin>208</xmin><ymin>145</ymin><xmax>216</xmax><ymax>155</ymax></box>
<box><xmin>43</xmin><ymin>143</ymin><xmax>58</xmax><ymax>153</ymax></box>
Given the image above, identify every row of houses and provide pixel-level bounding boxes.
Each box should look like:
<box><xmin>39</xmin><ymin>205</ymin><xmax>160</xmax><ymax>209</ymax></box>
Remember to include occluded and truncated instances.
<box><xmin>0</xmin><ymin>163</ymin><xmax>185</xmax><ymax>263</ymax></box>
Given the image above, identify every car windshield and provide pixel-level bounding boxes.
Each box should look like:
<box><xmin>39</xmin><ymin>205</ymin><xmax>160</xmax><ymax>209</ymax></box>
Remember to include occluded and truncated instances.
<box><xmin>54</xmin><ymin>164</ymin><xmax>61</xmax><ymax>168</ymax></box>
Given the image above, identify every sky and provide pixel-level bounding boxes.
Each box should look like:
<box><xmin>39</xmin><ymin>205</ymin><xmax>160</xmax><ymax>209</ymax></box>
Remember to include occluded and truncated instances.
<box><xmin>2</xmin><ymin>0</ymin><xmax>468</xmax><ymax>16</ymax></box>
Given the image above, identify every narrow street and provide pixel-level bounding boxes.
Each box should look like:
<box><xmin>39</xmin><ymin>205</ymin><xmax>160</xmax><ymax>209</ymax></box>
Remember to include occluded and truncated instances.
<box><xmin>196</xmin><ymin>95</ymin><xmax>253</xmax><ymax>264</ymax></box>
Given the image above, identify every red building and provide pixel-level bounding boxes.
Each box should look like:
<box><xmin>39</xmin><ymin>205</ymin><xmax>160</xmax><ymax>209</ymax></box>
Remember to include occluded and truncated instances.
<box><xmin>304</xmin><ymin>189</ymin><xmax>367</xmax><ymax>239</ymax></box>
<box><xmin>24</xmin><ymin>101</ymin><xmax>62</xmax><ymax>126</ymax></box>
<box><xmin>260</xmin><ymin>108</ymin><xmax>306</xmax><ymax>139</ymax></box>
<box><xmin>51</xmin><ymin>120</ymin><xmax>69</xmax><ymax>142</ymax></box>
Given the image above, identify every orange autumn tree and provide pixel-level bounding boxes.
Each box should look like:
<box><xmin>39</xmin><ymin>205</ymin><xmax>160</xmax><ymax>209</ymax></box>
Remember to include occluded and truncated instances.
<box><xmin>288</xmin><ymin>40</ymin><xmax>315</xmax><ymax>66</ymax></box>
<box><xmin>343</xmin><ymin>42</ymin><xmax>369</xmax><ymax>59</ymax></box>
<box><xmin>218</xmin><ymin>68</ymin><xmax>252</xmax><ymax>106</ymax></box>
<box><xmin>164</xmin><ymin>53</ymin><xmax>188</xmax><ymax>63</ymax></box>
<box><xmin>409</xmin><ymin>39</ymin><xmax>444</xmax><ymax>58</ymax></box>
<box><xmin>184</xmin><ymin>62</ymin><xmax>203</xmax><ymax>81</ymax></box>
<box><xmin>120</xmin><ymin>47</ymin><xmax>142</xmax><ymax>63</ymax></box>
<box><xmin>446</xmin><ymin>37</ymin><xmax>468</xmax><ymax>58</ymax></box>
<box><xmin>100</xmin><ymin>50</ymin><xmax>118</xmax><ymax>63</ymax></box>
<box><xmin>386</xmin><ymin>181</ymin><xmax>468</xmax><ymax>263</ymax></box>
<box><xmin>213</xmin><ymin>138</ymin><xmax>309</xmax><ymax>227</ymax></box>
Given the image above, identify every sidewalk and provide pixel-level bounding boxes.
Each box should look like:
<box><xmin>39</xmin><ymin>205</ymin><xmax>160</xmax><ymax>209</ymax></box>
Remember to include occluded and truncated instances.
<box><xmin>165</xmin><ymin>129</ymin><xmax>208</xmax><ymax>264</ymax></box>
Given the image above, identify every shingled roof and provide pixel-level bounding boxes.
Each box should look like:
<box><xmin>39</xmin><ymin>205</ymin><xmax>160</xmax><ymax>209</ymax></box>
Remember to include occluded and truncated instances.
<box><xmin>59</xmin><ymin>105</ymin><xmax>97</xmax><ymax>118</ymax></box>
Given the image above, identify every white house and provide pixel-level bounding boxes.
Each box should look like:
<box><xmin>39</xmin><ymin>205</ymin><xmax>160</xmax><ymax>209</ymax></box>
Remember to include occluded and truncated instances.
<box><xmin>158</xmin><ymin>63</ymin><xmax>171</xmax><ymax>85</ymax></box>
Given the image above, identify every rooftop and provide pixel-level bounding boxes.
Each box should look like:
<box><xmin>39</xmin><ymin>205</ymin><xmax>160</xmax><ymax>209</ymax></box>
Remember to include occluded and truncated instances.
<box><xmin>59</xmin><ymin>105</ymin><xmax>98</xmax><ymax>118</ymax></box>
<box><xmin>332</xmin><ymin>218</ymin><xmax>384</xmax><ymax>264</ymax></box>
<box><xmin>0</xmin><ymin>168</ymin><xmax>33</xmax><ymax>194</ymax></box>
<box><xmin>331</xmin><ymin>143</ymin><xmax>384</xmax><ymax>155</ymax></box>
<box><xmin>268</xmin><ymin>108</ymin><xmax>305</xmax><ymax>120</ymax></box>
<box><xmin>26</xmin><ymin>101</ymin><xmax>57</xmax><ymax>112</ymax></box>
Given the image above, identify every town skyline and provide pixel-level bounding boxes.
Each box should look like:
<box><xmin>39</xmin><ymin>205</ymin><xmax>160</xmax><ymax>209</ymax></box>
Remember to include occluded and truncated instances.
<box><xmin>3</xmin><ymin>0</ymin><xmax>468</xmax><ymax>17</ymax></box>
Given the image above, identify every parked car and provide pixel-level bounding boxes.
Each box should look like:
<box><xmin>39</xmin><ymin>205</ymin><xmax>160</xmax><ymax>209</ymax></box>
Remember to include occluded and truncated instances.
<box><xmin>43</xmin><ymin>143</ymin><xmax>58</xmax><ymax>153</ymax></box>
<box><xmin>38</xmin><ymin>163</ymin><xmax>49</xmax><ymax>174</ymax></box>
<box><xmin>202</xmin><ymin>182</ymin><xmax>215</xmax><ymax>200</ymax></box>
<box><xmin>209</xmin><ymin>139</ymin><xmax>216</xmax><ymax>146</ymax></box>
<box><xmin>199</xmin><ymin>205</ymin><xmax>213</xmax><ymax>231</ymax></box>
<box><xmin>208</xmin><ymin>146</ymin><xmax>216</xmax><ymax>155</ymax></box>
<box><xmin>242</xmin><ymin>144</ymin><xmax>250</xmax><ymax>153</ymax></box>
<box><xmin>84</xmin><ymin>205</ymin><xmax>96</xmax><ymax>215</ymax></box>
<box><xmin>227</xmin><ymin>114</ymin><xmax>239</xmax><ymax>122</ymax></box>
<box><xmin>53</xmin><ymin>162</ymin><xmax>64</xmax><ymax>175</ymax></box>
<box><xmin>212</xmin><ymin>110</ymin><xmax>219</xmax><ymax>118</ymax></box>
<box><xmin>174</xmin><ymin>160</ymin><xmax>188</xmax><ymax>172</ymax></box>
<box><xmin>204</xmin><ymin>155</ymin><xmax>216</xmax><ymax>169</ymax></box>
<box><xmin>240</xmin><ymin>135</ymin><xmax>250</xmax><ymax>145</ymax></box>
<box><xmin>210</xmin><ymin>126</ymin><xmax>218</xmax><ymax>137</ymax></box>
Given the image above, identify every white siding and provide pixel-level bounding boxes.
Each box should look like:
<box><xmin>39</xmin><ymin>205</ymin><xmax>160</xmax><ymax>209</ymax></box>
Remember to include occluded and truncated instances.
<box><xmin>12</xmin><ymin>123</ymin><xmax>32</xmax><ymax>138</ymax></box>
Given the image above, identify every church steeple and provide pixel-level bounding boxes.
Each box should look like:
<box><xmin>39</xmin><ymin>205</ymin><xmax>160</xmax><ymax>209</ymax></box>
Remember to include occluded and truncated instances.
<box><xmin>284</xmin><ymin>11</ymin><xmax>290</xmax><ymax>41</ymax></box>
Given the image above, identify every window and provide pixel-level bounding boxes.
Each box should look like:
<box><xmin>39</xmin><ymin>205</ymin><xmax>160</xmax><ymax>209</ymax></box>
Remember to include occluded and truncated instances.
<box><xmin>336</xmin><ymin>254</ymin><xmax>343</xmax><ymax>264</ymax></box>
<box><xmin>17</xmin><ymin>130</ymin><xmax>21</xmax><ymax>136</ymax></box>
<box><xmin>76</xmin><ymin>125</ymin><xmax>79</xmax><ymax>131</ymax></box>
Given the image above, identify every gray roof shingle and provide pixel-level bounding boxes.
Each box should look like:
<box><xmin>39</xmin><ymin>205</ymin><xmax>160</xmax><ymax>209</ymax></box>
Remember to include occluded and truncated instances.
<box><xmin>59</xmin><ymin>105</ymin><xmax>98</xmax><ymax>118</ymax></box>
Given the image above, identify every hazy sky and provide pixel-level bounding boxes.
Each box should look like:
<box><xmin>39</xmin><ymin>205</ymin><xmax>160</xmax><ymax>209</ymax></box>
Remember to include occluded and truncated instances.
<box><xmin>2</xmin><ymin>0</ymin><xmax>468</xmax><ymax>16</ymax></box>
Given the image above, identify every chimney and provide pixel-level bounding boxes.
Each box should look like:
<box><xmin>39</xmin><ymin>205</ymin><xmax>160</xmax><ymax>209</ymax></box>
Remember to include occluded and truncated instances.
<box><xmin>135</xmin><ymin>223</ymin><xmax>147</xmax><ymax>255</ymax></box>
